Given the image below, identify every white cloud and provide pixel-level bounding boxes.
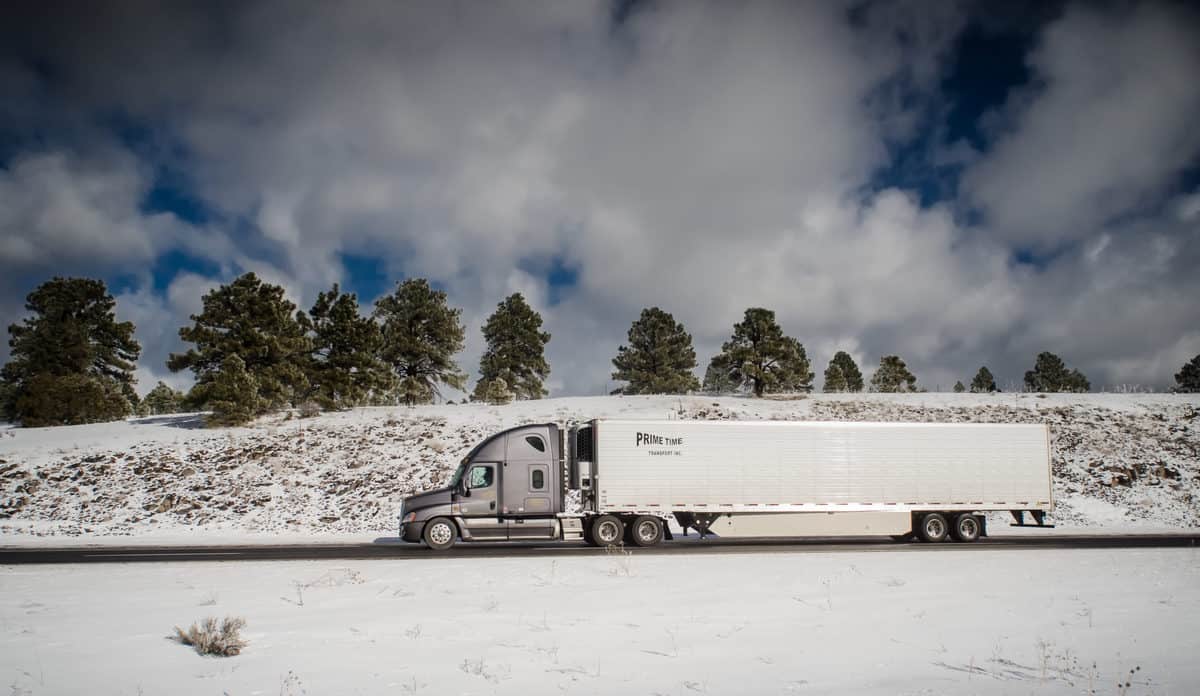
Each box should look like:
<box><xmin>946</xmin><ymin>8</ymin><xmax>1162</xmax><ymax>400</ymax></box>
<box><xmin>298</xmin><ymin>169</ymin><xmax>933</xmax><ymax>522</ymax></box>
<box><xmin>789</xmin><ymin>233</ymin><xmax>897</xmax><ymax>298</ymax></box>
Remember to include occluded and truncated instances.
<box><xmin>962</xmin><ymin>3</ymin><xmax>1200</xmax><ymax>246</ymax></box>
<box><xmin>1</xmin><ymin>1</ymin><xmax>1198</xmax><ymax>397</ymax></box>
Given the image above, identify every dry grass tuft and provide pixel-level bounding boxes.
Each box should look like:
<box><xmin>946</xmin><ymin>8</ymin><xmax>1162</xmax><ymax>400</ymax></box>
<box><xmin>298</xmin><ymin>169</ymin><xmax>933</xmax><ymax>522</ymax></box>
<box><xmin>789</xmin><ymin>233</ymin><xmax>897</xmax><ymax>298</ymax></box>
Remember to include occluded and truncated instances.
<box><xmin>173</xmin><ymin>616</ymin><xmax>247</xmax><ymax>656</ymax></box>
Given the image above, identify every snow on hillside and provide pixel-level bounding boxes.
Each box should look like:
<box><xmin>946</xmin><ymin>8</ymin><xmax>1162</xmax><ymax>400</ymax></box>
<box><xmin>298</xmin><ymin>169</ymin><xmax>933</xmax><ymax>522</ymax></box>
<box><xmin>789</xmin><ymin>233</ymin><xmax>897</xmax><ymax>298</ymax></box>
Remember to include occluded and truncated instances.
<box><xmin>1</xmin><ymin>393</ymin><xmax>1197</xmax><ymax>541</ymax></box>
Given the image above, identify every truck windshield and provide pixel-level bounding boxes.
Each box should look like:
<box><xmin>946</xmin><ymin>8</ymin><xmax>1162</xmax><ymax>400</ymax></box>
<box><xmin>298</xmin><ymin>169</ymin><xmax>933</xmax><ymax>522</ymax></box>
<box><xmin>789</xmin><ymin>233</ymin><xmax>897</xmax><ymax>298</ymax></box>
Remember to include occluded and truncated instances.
<box><xmin>451</xmin><ymin>430</ymin><xmax>506</xmax><ymax>486</ymax></box>
<box><xmin>449</xmin><ymin>459</ymin><xmax>469</xmax><ymax>487</ymax></box>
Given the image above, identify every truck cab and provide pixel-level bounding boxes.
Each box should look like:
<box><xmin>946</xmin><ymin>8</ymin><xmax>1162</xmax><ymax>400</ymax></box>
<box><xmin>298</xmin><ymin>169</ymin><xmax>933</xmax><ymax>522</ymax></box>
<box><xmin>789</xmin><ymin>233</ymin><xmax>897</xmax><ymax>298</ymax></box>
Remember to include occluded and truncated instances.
<box><xmin>398</xmin><ymin>423</ymin><xmax>586</xmax><ymax>549</ymax></box>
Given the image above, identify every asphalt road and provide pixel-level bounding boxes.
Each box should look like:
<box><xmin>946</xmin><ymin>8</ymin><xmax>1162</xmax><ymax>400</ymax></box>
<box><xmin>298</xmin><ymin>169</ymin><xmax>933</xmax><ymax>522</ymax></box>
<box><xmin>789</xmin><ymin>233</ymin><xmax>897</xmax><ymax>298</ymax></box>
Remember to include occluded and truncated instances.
<box><xmin>2</xmin><ymin>533</ymin><xmax>1198</xmax><ymax>564</ymax></box>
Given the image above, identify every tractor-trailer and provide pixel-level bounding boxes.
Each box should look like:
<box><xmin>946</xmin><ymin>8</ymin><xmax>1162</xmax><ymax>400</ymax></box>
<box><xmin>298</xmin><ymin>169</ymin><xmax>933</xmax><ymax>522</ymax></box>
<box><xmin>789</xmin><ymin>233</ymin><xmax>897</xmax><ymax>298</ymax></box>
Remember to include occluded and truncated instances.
<box><xmin>398</xmin><ymin>419</ymin><xmax>1053</xmax><ymax>550</ymax></box>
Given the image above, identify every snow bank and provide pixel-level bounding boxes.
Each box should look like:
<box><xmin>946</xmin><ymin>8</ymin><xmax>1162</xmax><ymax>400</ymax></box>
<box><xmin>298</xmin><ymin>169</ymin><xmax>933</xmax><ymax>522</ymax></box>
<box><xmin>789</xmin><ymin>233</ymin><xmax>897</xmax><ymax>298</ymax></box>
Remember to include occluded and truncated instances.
<box><xmin>1</xmin><ymin>393</ymin><xmax>1197</xmax><ymax>541</ymax></box>
<box><xmin>2</xmin><ymin>547</ymin><xmax>1197</xmax><ymax>694</ymax></box>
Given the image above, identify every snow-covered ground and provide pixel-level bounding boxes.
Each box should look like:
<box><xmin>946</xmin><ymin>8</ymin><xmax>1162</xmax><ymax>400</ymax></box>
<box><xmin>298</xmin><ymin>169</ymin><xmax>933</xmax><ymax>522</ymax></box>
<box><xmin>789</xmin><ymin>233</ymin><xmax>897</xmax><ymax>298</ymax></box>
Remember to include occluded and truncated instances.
<box><xmin>3</xmin><ymin>547</ymin><xmax>1198</xmax><ymax>694</ymax></box>
<box><xmin>2</xmin><ymin>393</ymin><xmax>1198</xmax><ymax>543</ymax></box>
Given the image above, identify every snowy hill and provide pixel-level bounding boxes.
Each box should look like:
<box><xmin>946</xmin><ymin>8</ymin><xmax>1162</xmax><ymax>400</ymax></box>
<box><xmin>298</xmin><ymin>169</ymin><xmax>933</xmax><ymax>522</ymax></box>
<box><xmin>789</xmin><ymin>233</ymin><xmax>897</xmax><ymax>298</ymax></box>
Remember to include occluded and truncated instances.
<box><xmin>1</xmin><ymin>393</ymin><xmax>1198</xmax><ymax>542</ymax></box>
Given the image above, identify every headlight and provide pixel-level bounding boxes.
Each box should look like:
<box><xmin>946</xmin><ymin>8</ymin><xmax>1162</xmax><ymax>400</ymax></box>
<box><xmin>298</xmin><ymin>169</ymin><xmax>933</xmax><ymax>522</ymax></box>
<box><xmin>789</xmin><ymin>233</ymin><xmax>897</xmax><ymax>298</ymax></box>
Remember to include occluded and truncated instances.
<box><xmin>403</xmin><ymin>512</ymin><xmax>417</xmax><ymax>523</ymax></box>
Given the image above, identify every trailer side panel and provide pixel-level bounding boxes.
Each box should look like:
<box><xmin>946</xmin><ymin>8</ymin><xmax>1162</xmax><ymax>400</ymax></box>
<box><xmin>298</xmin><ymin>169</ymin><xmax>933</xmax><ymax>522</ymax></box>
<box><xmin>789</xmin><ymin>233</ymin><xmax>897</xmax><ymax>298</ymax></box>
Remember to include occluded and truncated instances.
<box><xmin>594</xmin><ymin>420</ymin><xmax>1051</xmax><ymax>514</ymax></box>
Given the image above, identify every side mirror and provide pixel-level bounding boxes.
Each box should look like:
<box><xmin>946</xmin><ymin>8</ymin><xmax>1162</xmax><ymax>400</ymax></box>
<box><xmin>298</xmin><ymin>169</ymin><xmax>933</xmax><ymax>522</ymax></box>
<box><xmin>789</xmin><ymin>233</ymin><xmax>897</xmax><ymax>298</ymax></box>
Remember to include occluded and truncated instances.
<box><xmin>462</xmin><ymin>486</ymin><xmax>471</xmax><ymax>497</ymax></box>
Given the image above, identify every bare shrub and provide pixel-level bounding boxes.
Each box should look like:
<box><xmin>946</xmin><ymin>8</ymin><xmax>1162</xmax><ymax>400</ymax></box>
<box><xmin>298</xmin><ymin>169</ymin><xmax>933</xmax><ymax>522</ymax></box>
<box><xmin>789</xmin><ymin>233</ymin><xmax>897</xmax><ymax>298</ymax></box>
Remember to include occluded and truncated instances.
<box><xmin>606</xmin><ymin>542</ymin><xmax>635</xmax><ymax>577</ymax></box>
<box><xmin>173</xmin><ymin>616</ymin><xmax>247</xmax><ymax>656</ymax></box>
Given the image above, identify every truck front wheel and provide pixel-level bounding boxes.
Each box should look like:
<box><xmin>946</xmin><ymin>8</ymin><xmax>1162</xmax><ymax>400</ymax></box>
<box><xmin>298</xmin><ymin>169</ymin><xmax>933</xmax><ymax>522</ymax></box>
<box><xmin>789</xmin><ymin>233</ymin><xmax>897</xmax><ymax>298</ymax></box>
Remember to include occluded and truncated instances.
<box><xmin>422</xmin><ymin>517</ymin><xmax>458</xmax><ymax>551</ymax></box>
<box><xmin>629</xmin><ymin>516</ymin><xmax>664</xmax><ymax>547</ymax></box>
<box><xmin>917</xmin><ymin>513</ymin><xmax>948</xmax><ymax>543</ymax></box>
<box><xmin>591</xmin><ymin>515</ymin><xmax>624</xmax><ymax>546</ymax></box>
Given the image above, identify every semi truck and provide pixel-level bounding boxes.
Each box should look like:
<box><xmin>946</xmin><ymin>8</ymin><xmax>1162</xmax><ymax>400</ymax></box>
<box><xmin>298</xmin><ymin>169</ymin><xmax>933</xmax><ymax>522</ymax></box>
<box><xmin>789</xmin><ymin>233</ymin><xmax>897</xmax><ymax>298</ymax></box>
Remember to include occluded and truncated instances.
<box><xmin>398</xmin><ymin>419</ymin><xmax>1054</xmax><ymax>550</ymax></box>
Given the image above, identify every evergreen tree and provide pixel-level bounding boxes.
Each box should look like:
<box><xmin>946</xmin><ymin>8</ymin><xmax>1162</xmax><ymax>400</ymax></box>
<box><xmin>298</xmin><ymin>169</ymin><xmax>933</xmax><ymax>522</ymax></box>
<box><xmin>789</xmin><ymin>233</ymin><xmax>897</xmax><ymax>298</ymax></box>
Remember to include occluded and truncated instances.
<box><xmin>141</xmin><ymin>381</ymin><xmax>185</xmax><ymax>415</ymax></box>
<box><xmin>1175</xmin><ymin>354</ymin><xmax>1200</xmax><ymax>393</ymax></box>
<box><xmin>1023</xmin><ymin>352</ymin><xmax>1089</xmax><ymax>392</ymax></box>
<box><xmin>970</xmin><ymin>366</ymin><xmax>998</xmax><ymax>393</ymax></box>
<box><xmin>373</xmin><ymin>279</ymin><xmax>466</xmax><ymax>406</ymax></box>
<box><xmin>953</xmin><ymin>381</ymin><xmax>966</xmax><ymax>393</ymax></box>
<box><xmin>870</xmin><ymin>355</ymin><xmax>918</xmax><ymax>392</ymax></box>
<box><xmin>473</xmin><ymin>293</ymin><xmax>551</xmax><ymax>401</ymax></box>
<box><xmin>191</xmin><ymin>355</ymin><xmax>263</xmax><ymax>426</ymax></box>
<box><xmin>827</xmin><ymin>351</ymin><xmax>864</xmax><ymax>392</ymax></box>
<box><xmin>823</xmin><ymin>363</ymin><xmax>848</xmax><ymax>393</ymax></box>
<box><xmin>610</xmin><ymin>307</ymin><xmax>700</xmax><ymax>395</ymax></box>
<box><xmin>482</xmin><ymin>377</ymin><xmax>514</xmax><ymax>405</ymax></box>
<box><xmin>712</xmin><ymin>308</ymin><xmax>813</xmax><ymax>397</ymax></box>
<box><xmin>1</xmin><ymin>277</ymin><xmax>140</xmax><ymax>426</ymax></box>
<box><xmin>701</xmin><ymin>355</ymin><xmax>737</xmax><ymax>394</ymax></box>
<box><xmin>301</xmin><ymin>283</ymin><xmax>391</xmax><ymax>410</ymax></box>
<box><xmin>168</xmin><ymin>273</ymin><xmax>310</xmax><ymax>421</ymax></box>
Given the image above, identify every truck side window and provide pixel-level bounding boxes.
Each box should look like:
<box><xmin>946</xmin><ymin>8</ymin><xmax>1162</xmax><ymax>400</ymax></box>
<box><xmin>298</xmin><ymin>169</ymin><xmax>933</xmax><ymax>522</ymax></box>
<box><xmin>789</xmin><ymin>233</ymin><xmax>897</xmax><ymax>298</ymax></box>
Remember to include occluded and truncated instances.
<box><xmin>531</xmin><ymin>469</ymin><xmax>545</xmax><ymax>490</ymax></box>
<box><xmin>467</xmin><ymin>465</ymin><xmax>493</xmax><ymax>489</ymax></box>
<box><xmin>524</xmin><ymin>436</ymin><xmax>545</xmax><ymax>453</ymax></box>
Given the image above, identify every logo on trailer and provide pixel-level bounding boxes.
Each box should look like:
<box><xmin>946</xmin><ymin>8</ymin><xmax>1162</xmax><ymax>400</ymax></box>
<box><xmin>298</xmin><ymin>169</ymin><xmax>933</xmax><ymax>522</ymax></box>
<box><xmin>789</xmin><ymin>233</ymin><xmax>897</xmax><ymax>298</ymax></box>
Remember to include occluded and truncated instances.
<box><xmin>636</xmin><ymin>432</ymin><xmax>683</xmax><ymax>447</ymax></box>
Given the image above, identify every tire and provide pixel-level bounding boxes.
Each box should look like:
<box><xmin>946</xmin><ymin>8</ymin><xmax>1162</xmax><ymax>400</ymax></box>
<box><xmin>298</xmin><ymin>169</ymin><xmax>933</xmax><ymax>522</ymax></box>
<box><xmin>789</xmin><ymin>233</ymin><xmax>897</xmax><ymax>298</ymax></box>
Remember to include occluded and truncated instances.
<box><xmin>629</xmin><ymin>516</ymin><xmax>665</xmax><ymax>547</ymax></box>
<box><xmin>422</xmin><ymin>517</ymin><xmax>458</xmax><ymax>551</ymax></box>
<box><xmin>917</xmin><ymin>512</ymin><xmax>949</xmax><ymax>543</ymax></box>
<box><xmin>951</xmin><ymin>513</ymin><xmax>981</xmax><ymax>543</ymax></box>
<box><xmin>591</xmin><ymin>515</ymin><xmax>624</xmax><ymax>546</ymax></box>
<box><xmin>583</xmin><ymin>520</ymin><xmax>600</xmax><ymax>547</ymax></box>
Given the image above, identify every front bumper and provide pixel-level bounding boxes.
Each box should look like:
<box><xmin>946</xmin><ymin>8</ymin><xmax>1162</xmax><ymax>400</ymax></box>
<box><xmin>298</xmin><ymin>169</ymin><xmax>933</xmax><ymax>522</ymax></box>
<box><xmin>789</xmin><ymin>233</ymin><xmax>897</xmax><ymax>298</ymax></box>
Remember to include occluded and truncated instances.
<box><xmin>400</xmin><ymin>520</ymin><xmax>424</xmax><ymax>543</ymax></box>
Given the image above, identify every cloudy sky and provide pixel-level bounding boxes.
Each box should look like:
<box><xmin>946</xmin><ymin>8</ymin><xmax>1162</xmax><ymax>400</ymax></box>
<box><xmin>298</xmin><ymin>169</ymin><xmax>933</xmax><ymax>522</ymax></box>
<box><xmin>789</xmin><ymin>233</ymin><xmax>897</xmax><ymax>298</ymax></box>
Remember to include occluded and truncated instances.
<box><xmin>2</xmin><ymin>0</ymin><xmax>1198</xmax><ymax>396</ymax></box>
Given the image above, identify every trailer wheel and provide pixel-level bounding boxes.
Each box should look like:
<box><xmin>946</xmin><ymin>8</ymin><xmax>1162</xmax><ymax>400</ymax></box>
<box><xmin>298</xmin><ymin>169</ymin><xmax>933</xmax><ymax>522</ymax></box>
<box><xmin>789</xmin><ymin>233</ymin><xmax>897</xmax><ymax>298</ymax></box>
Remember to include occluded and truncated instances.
<box><xmin>591</xmin><ymin>515</ymin><xmax>624</xmax><ymax>546</ymax></box>
<box><xmin>629</xmin><ymin>516</ymin><xmax>664</xmax><ymax>547</ymax></box>
<box><xmin>917</xmin><ymin>513</ymin><xmax>948</xmax><ymax>543</ymax></box>
<box><xmin>951</xmin><ymin>513</ymin><xmax>981</xmax><ymax>543</ymax></box>
<box><xmin>422</xmin><ymin>517</ymin><xmax>457</xmax><ymax>551</ymax></box>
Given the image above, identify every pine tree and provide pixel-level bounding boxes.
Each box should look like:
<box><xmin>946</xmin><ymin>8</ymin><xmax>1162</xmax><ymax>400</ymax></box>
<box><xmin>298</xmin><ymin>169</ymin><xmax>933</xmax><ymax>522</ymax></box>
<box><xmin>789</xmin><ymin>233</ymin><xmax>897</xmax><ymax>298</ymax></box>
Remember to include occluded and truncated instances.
<box><xmin>473</xmin><ymin>293</ymin><xmax>551</xmax><ymax>401</ymax></box>
<box><xmin>953</xmin><ymin>381</ymin><xmax>966</xmax><ymax>393</ymax></box>
<box><xmin>1023</xmin><ymin>352</ymin><xmax>1089</xmax><ymax>392</ymax></box>
<box><xmin>301</xmin><ymin>283</ymin><xmax>391</xmax><ymax>410</ymax></box>
<box><xmin>373</xmin><ymin>279</ymin><xmax>466</xmax><ymax>406</ymax></box>
<box><xmin>1</xmin><ymin>277</ymin><xmax>140</xmax><ymax>426</ymax></box>
<box><xmin>970</xmin><ymin>366</ymin><xmax>998</xmax><ymax>393</ymax></box>
<box><xmin>168</xmin><ymin>273</ymin><xmax>310</xmax><ymax>421</ymax></box>
<box><xmin>1175</xmin><ymin>354</ymin><xmax>1200</xmax><ymax>393</ymax></box>
<box><xmin>827</xmin><ymin>351</ymin><xmax>864</xmax><ymax>392</ymax></box>
<box><xmin>823</xmin><ymin>363</ymin><xmax>848</xmax><ymax>392</ymax></box>
<box><xmin>870</xmin><ymin>355</ymin><xmax>918</xmax><ymax>393</ymax></box>
<box><xmin>701</xmin><ymin>355</ymin><xmax>737</xmax><ymax>394</ymax></box>
<box><xmin>610</xmin><ymin>307</ymin><xmax>700</xmax><ymax>394</ymax></box>
<box><xmin>190</xmin><ymin>355</ymin><xmax>263</xmax><ymax>426</ymax></box>
<box><xmin>482</xmin><ymin>377</ymin><xmax>514</xmax><ymax>405</ymax></box>
<box><xmin>712</xmin><ymin>308</ymin><xmax>813</xmax><ymax>397</ymax></box>
<box><xmin>141</xmin><ymin>381</ymin><xmax>185</xmax><ymax>415</ymax></box>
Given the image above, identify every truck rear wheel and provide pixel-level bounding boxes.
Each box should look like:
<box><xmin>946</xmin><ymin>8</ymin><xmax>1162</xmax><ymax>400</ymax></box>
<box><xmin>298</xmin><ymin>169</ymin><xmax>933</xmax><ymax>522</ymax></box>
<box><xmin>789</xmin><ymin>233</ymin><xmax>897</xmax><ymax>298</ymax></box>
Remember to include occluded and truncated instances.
<box><xmin>591</xmin><ymin>515</ymin><xmax>624</xmax><ymax>546</ymax></box>
<box><xmin>629</xmin><ymin>516</ymin><xmax>664</xmax><ymax>547</ymax></box>
<box><xmin>951</xmin><ymin>513</ymin><xmax>981</xmax><ymax>542</ymax></box>
<box><xmin>917</xmin><ymin>513</ymin><xmax>948</xmax><ymax>543</ymax></box>
<box><xmin>422</xmin><ymin>517</ymin><xmax>457</xmax><ymax>551</ymax></box>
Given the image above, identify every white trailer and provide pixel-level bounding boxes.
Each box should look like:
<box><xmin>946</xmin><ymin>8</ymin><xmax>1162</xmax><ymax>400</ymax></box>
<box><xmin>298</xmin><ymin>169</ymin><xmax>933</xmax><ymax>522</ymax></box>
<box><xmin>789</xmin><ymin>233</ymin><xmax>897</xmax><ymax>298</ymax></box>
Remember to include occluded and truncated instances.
<box><xmin>589</xmin><ymin>419</ymin><xmax>1053</xmax><ymax>542</ymax></box>
<box><xmin>399</xmin><ymin>418</ymin><xmax>1054</xmax><ymax>550</ymax></box>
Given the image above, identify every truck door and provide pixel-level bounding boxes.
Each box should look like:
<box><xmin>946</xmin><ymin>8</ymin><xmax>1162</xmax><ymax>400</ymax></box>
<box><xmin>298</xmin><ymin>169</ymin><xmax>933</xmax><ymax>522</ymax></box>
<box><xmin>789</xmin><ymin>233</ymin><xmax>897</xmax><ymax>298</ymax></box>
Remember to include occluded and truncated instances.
<box><xmin>502</xmin><ymin>426</ymin><xmax>557</xmax><ymax>539</ymax></box>
<box><xmin>458</xmin><ymin>462</ymin><xmax>506</xmax><ymax>540</ymax></box>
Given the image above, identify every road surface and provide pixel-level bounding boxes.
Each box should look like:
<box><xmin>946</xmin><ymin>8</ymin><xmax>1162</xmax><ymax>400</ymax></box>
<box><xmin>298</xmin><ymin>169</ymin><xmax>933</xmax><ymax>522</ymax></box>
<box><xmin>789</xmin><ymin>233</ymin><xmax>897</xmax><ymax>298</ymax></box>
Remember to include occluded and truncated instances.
<box><xmin>2</xmin><ymin>533</ymin><xmax>1197</xmax><ymax>564</ymax></box>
